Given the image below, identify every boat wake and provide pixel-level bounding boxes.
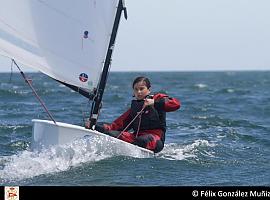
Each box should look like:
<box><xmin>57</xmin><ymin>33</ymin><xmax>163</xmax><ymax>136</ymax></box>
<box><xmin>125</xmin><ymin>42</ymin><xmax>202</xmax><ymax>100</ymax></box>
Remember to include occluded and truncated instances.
<box><xmin>0</xmin><ymin>136</ymin><xmax>151</xmax><ymax>183</ymax></box>
<box><xmin>157</xmin><ymin>139</ymin><xmax>216</xmax><ymax>160</ymax></box>
<box><xmin>0</xmin><ymin>138</ymin><xmax>216</xmax><ymax>183</ymax></box>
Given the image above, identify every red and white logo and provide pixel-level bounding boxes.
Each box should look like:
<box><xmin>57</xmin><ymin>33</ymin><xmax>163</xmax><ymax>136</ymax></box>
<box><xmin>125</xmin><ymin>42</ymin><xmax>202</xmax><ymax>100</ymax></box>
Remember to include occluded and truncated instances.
<box><xmin>5</xmin><ymin>186</ymin><xmax>19</xmax><ymax>200</ymax></box>
<box><xmin>79</xmin><ymin>73</ymin><xmax>88</xmax><ymax>82</ymax></box>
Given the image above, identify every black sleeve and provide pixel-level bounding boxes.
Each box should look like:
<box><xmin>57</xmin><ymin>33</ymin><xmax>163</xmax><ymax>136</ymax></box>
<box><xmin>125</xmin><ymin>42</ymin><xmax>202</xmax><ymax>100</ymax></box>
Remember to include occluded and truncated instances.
<box><xmin>154</xmin><ymin>98</ymin><xmax>165</xmax><ymax>110</ymax></box>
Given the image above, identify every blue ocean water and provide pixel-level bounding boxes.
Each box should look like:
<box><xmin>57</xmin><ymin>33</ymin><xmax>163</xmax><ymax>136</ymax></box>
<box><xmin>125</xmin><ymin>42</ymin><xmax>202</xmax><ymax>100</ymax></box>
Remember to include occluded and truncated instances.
<box><xmin>0</xmin><ymin>71</ymin><xmax>270</xmax><ymax>186</ymax></box>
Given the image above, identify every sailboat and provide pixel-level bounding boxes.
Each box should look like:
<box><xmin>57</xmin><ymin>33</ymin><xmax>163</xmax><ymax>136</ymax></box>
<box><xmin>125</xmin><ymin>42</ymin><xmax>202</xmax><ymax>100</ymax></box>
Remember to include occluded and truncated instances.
<box><xmin>0</xmin><ymin>0</ymin><xmax>154</xmax><ymax>157</ymax></box>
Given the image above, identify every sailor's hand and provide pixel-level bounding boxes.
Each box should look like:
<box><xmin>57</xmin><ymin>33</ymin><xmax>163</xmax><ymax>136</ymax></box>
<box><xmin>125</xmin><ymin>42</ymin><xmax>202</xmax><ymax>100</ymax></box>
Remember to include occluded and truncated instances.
<box><xmin>85</xmin><ymin>120</ymin><xmax>90</xmax><ymax>129</ymax></box>
<box><xmin>144</xmin><ymin>98</ymin><xmax>154</xmax><ymax>107</ymax></box>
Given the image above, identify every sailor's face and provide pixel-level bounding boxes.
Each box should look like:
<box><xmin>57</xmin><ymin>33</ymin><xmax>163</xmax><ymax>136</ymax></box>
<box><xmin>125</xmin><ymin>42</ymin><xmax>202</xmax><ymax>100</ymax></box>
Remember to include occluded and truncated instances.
<box><xmin>133</xmin><ymin>81</ymin><xmax>150</xmax><ymax>100</ymax></box>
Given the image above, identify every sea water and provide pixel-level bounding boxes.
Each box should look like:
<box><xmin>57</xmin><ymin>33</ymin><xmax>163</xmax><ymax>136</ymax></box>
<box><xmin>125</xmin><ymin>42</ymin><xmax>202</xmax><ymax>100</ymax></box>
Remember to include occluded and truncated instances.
<box><xmin>0</xmin><ymin>71</ymin><xmax>269</xmax><ymax>186</ymax></box>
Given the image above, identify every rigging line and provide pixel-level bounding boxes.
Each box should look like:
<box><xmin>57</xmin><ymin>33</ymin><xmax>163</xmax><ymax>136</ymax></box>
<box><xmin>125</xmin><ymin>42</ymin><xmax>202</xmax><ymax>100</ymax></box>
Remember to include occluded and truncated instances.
<box><xmin>135</xmin><ymin>114</ymin><xmax>142</xmax><ymax>138</ymax></box>
<box><xmin>117</xmin><ymin>105</ymin><xmax>145</xmax><ymax>139</ymax></box>
<box><xmin>12</xmin><ymin>59</ymin><xmax>56</xmax><ymax>124</ymax></box>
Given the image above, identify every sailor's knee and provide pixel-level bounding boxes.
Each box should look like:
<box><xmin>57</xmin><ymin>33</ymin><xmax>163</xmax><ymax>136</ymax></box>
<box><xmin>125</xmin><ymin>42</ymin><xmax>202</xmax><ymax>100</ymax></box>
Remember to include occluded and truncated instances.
<box><xmin>153</xmin><ymin>140</ymin><xmax>164</xmax><ymax>153</ymax></box>
<box><xmin>107</xmin><ymin>130</ymin><xmax>121</xmax><ymax>138</ymax></box>
<box><xmin>133</xmin><ymin>135</ymin><xmax>153</xmax><ymax>148</ymax></box>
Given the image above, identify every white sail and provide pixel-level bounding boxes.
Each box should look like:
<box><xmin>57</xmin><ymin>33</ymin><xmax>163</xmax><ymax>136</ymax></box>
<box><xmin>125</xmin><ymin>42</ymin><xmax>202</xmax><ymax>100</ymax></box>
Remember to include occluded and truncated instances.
<box><xmin>0</xmin><ymin>0</ymin><xmax>153</xmax><ymax>155</ymax></box>
<box><xmin>0</xmin><ymin>0</ymin><xmax>120</xmax><ymax>92</ymax></box>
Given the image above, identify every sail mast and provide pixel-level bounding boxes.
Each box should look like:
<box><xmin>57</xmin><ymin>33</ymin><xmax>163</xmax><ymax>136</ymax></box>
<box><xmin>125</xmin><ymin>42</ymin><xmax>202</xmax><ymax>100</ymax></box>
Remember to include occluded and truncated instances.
<box><xmin>89</xmin><ymin>0</ymin><xmax>126</xmax><ymax>129</ymax></box>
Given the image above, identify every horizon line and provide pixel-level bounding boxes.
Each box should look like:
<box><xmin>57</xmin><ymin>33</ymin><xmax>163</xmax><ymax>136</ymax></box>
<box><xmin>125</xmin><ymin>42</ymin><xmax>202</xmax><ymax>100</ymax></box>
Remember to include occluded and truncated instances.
<box><xmin>0</xmin><ymin>69</ymin><xmax>270</xmax><ymax>73</ymax></box>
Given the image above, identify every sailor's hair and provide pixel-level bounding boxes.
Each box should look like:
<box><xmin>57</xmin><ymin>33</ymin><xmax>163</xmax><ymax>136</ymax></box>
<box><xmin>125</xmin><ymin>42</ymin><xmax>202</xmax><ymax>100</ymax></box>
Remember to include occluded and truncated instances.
<box><xmin>132</xmin><ymin>76</ymin><xmax>151</xmax><ymax>89</ymax></box>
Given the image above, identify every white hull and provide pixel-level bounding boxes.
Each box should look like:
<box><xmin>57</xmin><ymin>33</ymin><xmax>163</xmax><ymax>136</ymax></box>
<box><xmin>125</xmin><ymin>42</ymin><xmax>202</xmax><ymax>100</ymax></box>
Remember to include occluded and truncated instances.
<box><xmin>31</xmin><ymin>119</ymin><xmax>154</xmax><ymax>157</ymax></box>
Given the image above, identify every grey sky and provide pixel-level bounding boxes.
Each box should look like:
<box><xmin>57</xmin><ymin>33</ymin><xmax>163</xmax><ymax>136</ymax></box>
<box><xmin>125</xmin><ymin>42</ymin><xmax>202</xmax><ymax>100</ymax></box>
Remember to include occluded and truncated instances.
<box><xmin>1</xmin><ymin>0</ymin><xmax>270</xmax><ymax>72</ymax></box>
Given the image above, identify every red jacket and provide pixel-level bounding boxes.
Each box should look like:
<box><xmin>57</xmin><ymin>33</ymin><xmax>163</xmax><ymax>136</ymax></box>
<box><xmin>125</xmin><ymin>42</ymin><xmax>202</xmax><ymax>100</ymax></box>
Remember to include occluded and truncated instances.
<box><xmin>104</xmin><ymin>93</ymin><xmax>181</xmax><ymax>136</ymax></box>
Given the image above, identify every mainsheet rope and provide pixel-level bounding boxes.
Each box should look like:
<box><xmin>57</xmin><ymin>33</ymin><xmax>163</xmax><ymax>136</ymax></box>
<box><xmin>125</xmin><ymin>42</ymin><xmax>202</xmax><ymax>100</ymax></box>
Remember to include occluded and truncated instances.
<box><xmin>117</xmin><ymin>104</ymin><xmax>146</xmax><ymax>139</ymax></box>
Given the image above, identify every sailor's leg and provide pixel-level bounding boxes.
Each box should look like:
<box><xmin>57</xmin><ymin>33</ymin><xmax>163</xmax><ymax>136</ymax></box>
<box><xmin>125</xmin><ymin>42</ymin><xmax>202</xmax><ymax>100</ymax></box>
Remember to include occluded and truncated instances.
<box><xmin>106</xmin><ymin>130</ymin><xmax>122</xmax><ymax>138</ymax></box>
<box><xmin>94</xmin><ymin>122</ymin><xmax>107</xmax><ymax>133</ymax></box>
<box><xmin>153</xmin><ymin>140</ymin><xmax>164</xmax><ymax>153</ymax></box>
<box><xmin>118</xmin><ymin>131</ymin><xmax>135</xmax><ymax>143</ymax></box>
<box><xmin>134</xmin><ymin>134</ymin><xmax>164</xmax><ymax>153</ymax></box>
<box><xmin>95</xmin><ymin>124</ymin><xmax>122</xmax><ymax>138</ymax></box>
<box><xmin>96</xmin><ymin>128</ymin><xmax>135</xmax><ymax>144</ymax></box>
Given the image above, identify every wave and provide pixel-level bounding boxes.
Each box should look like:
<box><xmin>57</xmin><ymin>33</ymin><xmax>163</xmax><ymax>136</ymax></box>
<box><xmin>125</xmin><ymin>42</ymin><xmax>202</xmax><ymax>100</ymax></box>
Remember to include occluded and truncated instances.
<box><xmin>157</xmin><ymin>139</ymin><xmax>216</xmax><ymax>161</ymax></box>
<box><xmin>0</xmin><ymin>136</ymin><xmax>152</xmax><ymax>183</ymax></box>
<box><xmin>194</xmin><ymin>83</ymin><xmax>208</xmax><ymax>89</ymax></box>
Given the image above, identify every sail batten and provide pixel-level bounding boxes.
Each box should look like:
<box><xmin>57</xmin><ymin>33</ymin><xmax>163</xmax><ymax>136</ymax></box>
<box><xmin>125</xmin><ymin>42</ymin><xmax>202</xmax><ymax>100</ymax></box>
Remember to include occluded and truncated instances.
<box><xmin>0</xmin><ymin>0</ymin><xmax>120</xmax><ymax>94</ymax></box>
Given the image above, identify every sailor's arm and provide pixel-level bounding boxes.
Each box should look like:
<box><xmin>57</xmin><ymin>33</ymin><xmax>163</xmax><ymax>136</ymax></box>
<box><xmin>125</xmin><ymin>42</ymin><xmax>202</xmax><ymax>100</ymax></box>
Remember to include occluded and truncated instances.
<box><xmin>153</xmin><ymin>93</ymin><xmax>181</xmax><ymax>112</ymax></box>
<box><xmin>104</xmin><ymin>109</ymin><xmax>132</xmax><ymax>131</ymax></box>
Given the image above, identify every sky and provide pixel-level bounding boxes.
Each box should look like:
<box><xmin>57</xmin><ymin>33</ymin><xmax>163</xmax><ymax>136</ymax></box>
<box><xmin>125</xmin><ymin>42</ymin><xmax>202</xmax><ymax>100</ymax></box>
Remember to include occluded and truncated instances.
<box><xmin>0</xmin><ymin>0</ymin><xmax>270</xmax><ymax>72</ymax></box>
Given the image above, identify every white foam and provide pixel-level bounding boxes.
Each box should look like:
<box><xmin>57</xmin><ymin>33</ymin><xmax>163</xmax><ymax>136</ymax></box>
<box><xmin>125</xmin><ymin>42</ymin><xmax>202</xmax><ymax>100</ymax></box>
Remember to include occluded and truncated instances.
<box><xmin>227</xmin><ymin>88</ymin><xmax>234</xmax><ymax>93</ymax></box>
<box><xmin>158</xmin><ymin>139</ymin><xmax>216</xmax><ymax>160</ymax></box>
<box><xmin>194</xmin><ymin>83</ymin><xmax>208</xmax><ymax>88</ymax></box>
<box><xmin>0</xmin><ymin>136</ymin><xmax>149</xmax><ymax>182</ymax></box>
